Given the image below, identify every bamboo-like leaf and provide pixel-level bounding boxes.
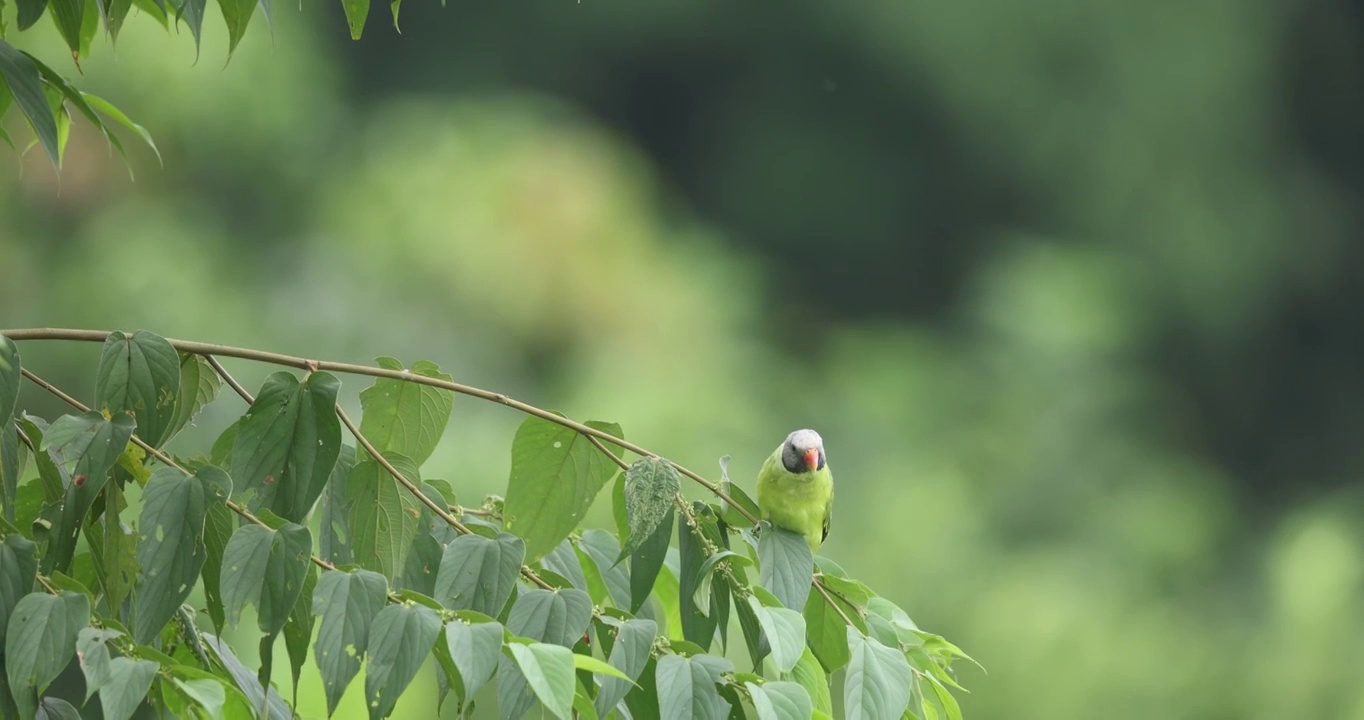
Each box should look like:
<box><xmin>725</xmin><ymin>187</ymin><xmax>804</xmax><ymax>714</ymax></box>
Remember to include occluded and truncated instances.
<box><xmin>0</xmin><ymin>40</ymin><xmax>58</xmax><ymax>168</ymax></box>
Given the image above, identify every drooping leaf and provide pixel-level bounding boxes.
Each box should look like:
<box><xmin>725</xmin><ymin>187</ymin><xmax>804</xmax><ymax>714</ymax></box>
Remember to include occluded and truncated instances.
<box><xmin>202</xmin><ymin>500</ymin><xmax>234</xmax><ymax>633</ymax></box>
<box><xmin>101</xmin><ymin>0</ymin><xmax>133</xmax><ymax>42</ymax></box>
<box><xmin>230</xmin><ymin>371</ymin><xmax>342</xmax><ymax>523</ymax></box>
<box><xmin>432</xmin><ymin>531</ymin><xmax>523</xmax><ymax>617</ymax></box>
<box><xmin>219</xmin><ymin>521</ymin><xmax>311</xmax><ymax>636</ymax></box>
<box><xmin>161</xmin><ymin>664</ymin><xmax>255</xmax><ymax>720</ymax></box>
<box><xmin>399</xmin><ymin>530</ymin><xmax>441</xmax><ymax>596</ymax></box>
<box><xmin>45</xmin><ymin>0</ymin><xmax>82</xmax><ymax>55</ymax></box>
<box><xmin>506</xmin><ymin>588</ymin><xmax>592</xmax><ymax>648</ymax></box>
<box><xmin>746</xmin><ymin>681</ymin><xmax>813</xmax><ymax>720</ymax></box>
<box><xmin>594</xmin><ymin>618</ymin><xmax>656</xmax><ymax>719</ymax></box>
<box><xmin>79</xmin><ymin>91</ymin><xmax>162</xmax><ymax>166</ymax></box>
<box><xmin>0</xmin><ymin>336</ymin><xmax>18</xmax><ymax>519</ymax></box>
<box><xmin>758</xmin><ymin>524</ymin><xmax>812</xmax><ymax>613</ymax></box>
<box><xmin>0</xmin><ymin>420</ymin><xmax>21</xmax><ymax>524</ymax></box>
<box><xmin>344</xmin><ymin>452</ymin><xmax>421</xmax><ymax>580</ymax></box>
<box><xmin>541</xmin><ymin>539</ymin><xmax>589</xmax><ymax>593</ymax></box>
<box><xmin>4</xmin><ymin>591</ymin><xmax>89</xmax><ymax>719</ymax></box>
<box><xmin>36</xmin><ymin>696</ymin><xmax>80</xmax><ymax>720</ymax></box>
<box><xmin>733</xmin><ymin>582</ymin><xmax>770</xmax><ymax>669</ymax></box>
<box><xmin>40</xmin><ymin>411</ymin><xmax>135</xmax><ymax>574</ymax></box>
<box><xmin>93</xmin><ymin>330</ymin><xmax>181</xmax><ymax>449</ymax></box>
<box><xmin>131</xmin><ymin>466</ymin><xmax>211</xmax><ymax>644</ymax></box>
<box><xmin>16</xmin><ymin>0</ymin><xmax>47</xmax><ymax>29</ymax></box>
<box><xmin>618</xmin><ymin>456</ymin><xmax>680</xmax><ymax>560</ymax></box>
<box><xmin>790</xmin><ymin>647</ymin><xmax>833</xmax><ymax>716</ymax></box>
<box><xmin>803</xmin><ymin>584</ymin><xmax>858</xmax><ymax>673</ymax></box>
<box><xmin>96</xmin><ymin>657</ymin><xmax>158</xmax><ymax>720</ymax></box>
<box><xmin>655</xmin><ymin>654</ymin><xmax>732</xmax><ymax>720</ymax></box>
<box><xmin>507</xmin><ymin>642</ymin><xmax>575</xmax><ymax>720</ymax></box>
<box><xmin>364</xmin><ymin>603</ymin><xmax>441</xmax><ymax>720</ymax></box>
<box><xmin>76</xmin><ymin>626</ymin><xmax>120</xmax><ymax>701</ymax></box>
<box><xmin>313</xmin><ymin>567</ymin><xmax>387</xmax><ymax>716</ymax></box>
<box><xmin>0</xmin><ymin>40</ymin><xmax>56</xmax><ymax>168</ymax></box>
<box><xmin>0</xmin><ymin>533</ymin><xmax>37</xmax><ymax>647</ymax></box>
<box><xmin>629</xmin><ymin>504</ymin><xmax>673</xmax><ymax>613</ymax></box>
<box><xmin>339</xmin><ymin>0</ymin><xmax>367</xmax><ymax>38</ymax></box>
<box><xmin>283</xmin><ymin>562</ymin><xmax>318</xmax><ymax>704</ymax></box>
<box><xmin>357</xmin><ymin>356</ymin><xmax>452</xmax><ymax>468</ymax></box>
<box><xmin>844</xmin><ymin>628</ymin><xmax>913</xmax><ymax>720</ymax></box>
<box><xmin>748</xmin><ymin>592</ymin><xmax>806</xmax><ymax>674</ymax></box>
<box><xmin>677</xmin><ymin>513</ymin><xmax>717</xmax><ymax>650</ymax></box>
<box><xmin>444</xmin><ymin>617</ymin><xmax>502</xmax><ymax>712</ymax></box>
<box><xmin>215</xmin><ymin>0</ymin><xmax>255</xmax><ymax>57</ymax></box>
<box><xmin>202</xmin><ymin>632</ymin><xmax>294</xmax><ymax>719</ymax></box>
<box><xmin>165</xmin><ymin>353</ymin><xmax>222</xmax><ymax>444</ymax></box>
<box><xmin>319</xmin><ymin>443</ymin><xmax>356</xmax><ymax>566</ymax></box>
<box><xmin>504</xmin><ymin>416</ymin><xmax>624</xmax><ymax>562</ymax></box>
<box><xmin>927</xmin><ymin>676</ymin><xmax>964</xmax><ymax>720</ymax></box>
<box><xmin>172</xmin><ymin>0</ymin><xmax>207</xmax><ymax>55</ymax></box>
<box><xmin>577</xmin><ymin>529</ymin><xmax>630</xmax><ymax>609</ymax></box>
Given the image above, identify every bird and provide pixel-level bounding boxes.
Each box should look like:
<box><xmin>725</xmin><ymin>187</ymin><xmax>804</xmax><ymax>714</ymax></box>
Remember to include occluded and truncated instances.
<box><xmin>755</xmin><ymin>428</ymin><xmax>833</xmax><ymax>552</ymax></box>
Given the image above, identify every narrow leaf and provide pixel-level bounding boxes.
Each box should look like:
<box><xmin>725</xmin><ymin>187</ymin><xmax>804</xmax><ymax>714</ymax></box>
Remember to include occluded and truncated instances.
<box><xmin>618</xmin><ymin>456</ymin><xmax>680</xmax><ymax>559</ymax></box>
<box><xmin>283</xmin><ymin>562</ymin><xmax>318</xmax><ymax>705</ymax></box>
<box><xmin>319</xmin><ymin>443</ymin><xmax>356</xmax><ymax>566</ymax></box>
<box><xmin>46</xmin><ymin>0</ymin><xmax>82</xmax><ymax>55</ymax></box>
<box><xmin>165</xmin><ymin>352</ymin><xmax>222</xmax><ymax>444</ymax></box>
<box><xmin>629</xmin><ymin>505</ymin><xmax>672</xmax><ymax>613</ymax></box>
<box><xmin>16</xmin><ymin>0</ymin><xmax>47</xmax><ymax>29</ymax></box>
<box><xmin>202</xmin><ymin>632</ymin><xmax>294</xmax><ymax>719</ymax></box>
<box><xmin>215</xmin><ymin>0</ymin><xmax>255</xmax><ymax>57</ymax></box>
<box><xmin>677</xmin><ymin>515</ymin><xmax>716</xmax><ymax>649</ymax></box>
<box><xmin>339</xmin><ymin>0</ymin><xmax>367</xmax><ymax>38</ymax></box>
<box><xmin>202</xmin><ymin>500</ymin><xmax>234</xmax><ymax>632</ymax></box>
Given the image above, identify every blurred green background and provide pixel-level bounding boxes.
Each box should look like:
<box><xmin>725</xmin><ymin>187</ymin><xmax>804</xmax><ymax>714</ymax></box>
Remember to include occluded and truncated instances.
<box><xmin>6</xmin><ymin>1</ymin><xmax>1364</xmax><ymax>718</ymax></box>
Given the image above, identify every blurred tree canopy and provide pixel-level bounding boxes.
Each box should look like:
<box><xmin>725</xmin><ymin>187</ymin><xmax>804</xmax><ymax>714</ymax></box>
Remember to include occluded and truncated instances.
<box><xmin>6</xmin><ymin>0</ymin><xmax>1364</xmax><ymax>718</ymax></box>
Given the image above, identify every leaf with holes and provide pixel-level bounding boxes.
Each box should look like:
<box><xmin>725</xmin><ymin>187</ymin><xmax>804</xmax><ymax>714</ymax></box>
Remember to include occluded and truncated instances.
<box><xmin>93</xmin><ymin>330</ymin><xmax>181</xmax><ymax>449</ymax></box>
<box><xmin>131</xmin><ymin>466</ymin><xmax>210</xmax><ymax>643</ymax></box>
<box><xmin>319</xmin><ymin>444</ymin><xmax>356</xmax><ymax>566</ymax></box>
<box><xmin>618</xmin><ymin>456</ymin><xmax>680</xmax><ymax>560</ymax></box>
<box><xmin>504</xmin><ymin>416</ymin><xmax>624</xmax><ymax>562</ymax></box>
<box><xmin>358</xmin><ymin>356</ymin><xmax>452</xmax><ymax>469</ymax></box>
<box><xmin>40</xmin><ymin>411</ymin><xmax>135</xmax><ymax>574</ymax></box>
<box><xmin>313</xmin><ymin>568</ymin><xmax>387</xmax><ymax>716</ymax></box>
<box><xmin>364</xmin><ymin>603</ymin><xmax>440</xmax><ymax>720</ymax></box>
<box><xmin>230</xmin><ymin>371</ymin><xmax>341</xmax><ymax>523</ymax></box>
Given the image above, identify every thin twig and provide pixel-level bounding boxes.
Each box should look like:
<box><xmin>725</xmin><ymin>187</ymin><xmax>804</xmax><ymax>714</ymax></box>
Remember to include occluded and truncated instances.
<box><xmin>0</xmin><ymin>328</ymin><xmax>761</xmax><ymax>525</ymax></box>
<box><xmin>814</xmin><ymin>578</ymin><xmax>857</xmax><ymax>627</ymax></box>
<box><xmin>586</xmin><ymin>435</ymin><xmax>630</xmax><ymax>472</ymax></box>
<box><xmin>205</xmin><ymin>354</ymin><xmax>254</xmax><ymax>404</ymax></box>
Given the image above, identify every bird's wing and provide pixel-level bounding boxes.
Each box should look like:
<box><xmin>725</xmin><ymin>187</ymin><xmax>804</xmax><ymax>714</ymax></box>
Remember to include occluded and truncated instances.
<box><xmin>821</xmin><ymin>488</ymin><xmax>833</xmax><ymax>543</ymax></box>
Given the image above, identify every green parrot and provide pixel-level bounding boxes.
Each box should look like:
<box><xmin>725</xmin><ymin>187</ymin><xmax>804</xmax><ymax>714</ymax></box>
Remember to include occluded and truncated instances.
<box><xmin>756</xmin><ymin>428</ymin><xmax>833</xmax><ymax>551</ymax></box>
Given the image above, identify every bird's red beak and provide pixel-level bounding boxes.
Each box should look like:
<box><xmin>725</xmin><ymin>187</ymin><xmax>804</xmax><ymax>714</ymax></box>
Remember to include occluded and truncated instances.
<box><xmin>804</xmin><ymin>448</ymin><xmax>820</xmax><ymax>472</ymax></box>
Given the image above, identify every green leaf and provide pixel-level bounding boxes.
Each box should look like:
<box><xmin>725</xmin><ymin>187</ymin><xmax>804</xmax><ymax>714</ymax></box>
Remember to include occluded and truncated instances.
<box><xmin>432</xmin><ymin>531</ymin><xmax>523</xmax><ymax>617</ymax></box>
<box><xmin>100</xmin><ymin>0</ymin><xmax>134</xmax><ymax>42</ymax></box>
<box><xmin>677</xmin><ymin>514</ymin><xmax>716</xmax><ymax>650</ymax></box>
<box><xmin>803</xmin><ymin>586</ymin><xmax>852</xmax><ymax>673</ymax></box>
<box><xmin>96</xmin><ymin>657</ymin><xmax>158</xmax><ymax>720</ymax></box>
<box><xmin>36</xmin><ymin>696</ymin><xmax>80</xmax><ymax>720</ymax></box>
<box><xmin>45</xmin><ymin>0</ymin><xmax>82</xmax><ymax>55</ymax></box>
<box><xmin>4</xmin><ymin>591</ymin><xmax>89</xmax><ymax>719</ymax></box>
<box><xmin>340</xmin><ymin>0</ymin><xmax>367</xmax><ymax>38</ymax></box>
<box><xmin>655</xmin><ymin>654</ymin><xmax>732</xmax><ymax>720</ymax></box>
<box><xmin>215</xmin><ymin>0</ymin><xmax>255</xmax><ymax>58</ymax></box>
<box><xmin>16</xmin><ymin>0</ymin><xmax>46</xmax><ymax>28</ymax></box>
<box><xmin>313</xmin><ymin>567</ymin><xmax>388</xmax><ymax>716</ymax></box>
<box><xmin>624</xmin><ymin>654</ymin><xmax>660</xmax><ymax>720</ymax></box>
<box><xmin>577</xmin><ymin>529</ymin><xmax>630</xmax><ymax>609</ymax></box>
<box><xmin>573</xmin><ymin>652</ymin><xmax>634</xmax><ymax>683</ymax></box>
<box><xmin>0</xmin><ymin>335</ymin><xmax>18</xmax><ymax>424</ymax></box>
<box><xmin>618</xmin><ymin>457</ymin><xmax>680</xmax><ymax>560</ymax></box>
<box><xmin>0</xmin><ymin>40</ymin><xmax>56</xmax><ymax>169</ymax></box>
<box><xmin>162</xmin><ymin>665</ymin><xmax>255</xmax><ymax>720</ymax></box>
<box><xmin>746</xmin><ymin>681</ymin><xmax>813</xmax><ymax>720</ymax></box>
<box><xmin>443</xmin><ymin>617</ymin><xmax>502</xmax><ymax>712</ymax></box>
<box><xmin>364</xmin><ymin>603</ymin><xmax>441</xmax><ymax>720</ymax></box>
<box><xmin>40</xmin><ymin>411</ymin><xmax>135</xmax><ymax>574</ymax></box>
<box><xmin>927</xmin><ymin>676</ymin><xmax>963</xmax><ymax>720</ymax></box>
<box><xmin>165</xmin><ymin>353</ymin><xmax>222</xmax><ymax>444</ymax></box>
<box><xmin>283</xmin><ymin>562</ymin><xmax>318</xmax><ymax>705</ymax></box>
<box><xmin>0</xmin><ymin>420</ymin><xmax>22</xmax><ymax>525</ymax></box>
<box><xmin>76</xmin><ymin>626</ymin><xmax>120</xmax><ymax>701</ymax></box>
<box><xmin>202</xmin><ymin>500</ymin><xmax>234</xmax><ymax>632</ymax></box>
<box><xmin>94</xmin><ymin>330</ymin><xmax>181</xmax><ymax>449</ymax></box>
<box><xmin>230</xmin><ymin>371</ymin><xmax>342</xmax><ymax>523</ymax></box>
<box><xmin>79</xmin><ymin>91</ymin><xmax>162</xmax><ymax>166</ymax></box>
<box><xmin>630</xmin><ymin>506</ymin><xmax>673</xmax><ymax>614</ymax></box>
<box><xmin>506</xmin><ymin>588</ymin><xmax>592</xmax><ymax>647</ymax></box>
<box><xmin>399</xmin><ymin>530</ymin><xmax>441</xmax><ymax>596</ymax></box>
<box><xmin>172</xmin><ymin>0</ymin><xmax>207</xmax><ymax>57</ymax></box>
<box><xmin>819</xmin><ymin>574</ymin><xmax>872</xmax><ymax>607</ymax></box>
<box><xmin>789</xmin><ymin>647</ymin><xmax>833</xmax><ymax>716</ymax></box>
<box><xmin>733</xmin><ymin>582</ymin><xmax>769</xmax><ymax>669</ymax></box>
<box><xmin>77</xmin><ymin>0</ymin><xmax>97</xmax><ymax>57</ymax></box>
<box><xmin>748</xmin><ymin>594</ymin><xmax>806</xmax><ymax>674</ymax></box>
<box><xmin>131</xmin><ymin>466</ymin><xmax>211</xmax><ymax>644</ymax></box>
<box><xmin>504</xmin><ymin>416</ymin><xmax>624</xmax><ymax>562</ymax></box>
<box><xmin>344</xmin><ymin>452</ymin><xmax>421</xmax><ymax>580</ymax></box>
<box><xmin>201</xmin><ymin>632</ymin><xmax>293</xmax><ymax>719</ymax></box>
<box><xmin>0</xmin><ymin>533</ymin><xmax>37</xmax><ymax>648</ymax></box>
<box><xmin>758</xmin><ymin>524</ymin><xmax>812</xmax><ymax>612</ymax></box>
<box><xmin>718</xmin><ymin>478</ymin><xmax>760</xmax><ymax>529</ymax></box>
<box><xmin>16</xmin><ymin>416</ymin><xmax>63</xmax><ymax>505</ymax></box>
<box><xmin>508</xmin><ymin>642</ymin><xmax>574</xmax><ymax>720</ymax></box>
<box><xmin>319</xmin><ymin>444</ymin><xmax>356</xmax><ymax>566</ymax></box>
<box><xmin>844</xmin><ymin>628</ymin><xmax>913</xmax><ymax>720</ymax></box>
<box><xmin>220</xmin><ymin>521</ymin><xmax>311</xmax><ymax>636</ymax></box>
<box><xmin>594</xmin><ymin>618</ymin><xmax>655</xmax><ymax>718</ymax></box>
<box><xmin>541</xmin><ymin>539</ymin><xmax>589</xmax><ymax>592</ymax></box>
<box><xmin>357</xmin><ymin>357</ymin><xmax>453</xmax><ymax>466</ymax></box>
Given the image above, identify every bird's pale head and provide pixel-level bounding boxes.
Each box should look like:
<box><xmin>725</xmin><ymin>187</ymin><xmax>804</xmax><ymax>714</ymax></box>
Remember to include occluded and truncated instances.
<box><xmin>781</xmin><ymin>428</ymin><xmax>826</xmax><ymax>474</ymax></box>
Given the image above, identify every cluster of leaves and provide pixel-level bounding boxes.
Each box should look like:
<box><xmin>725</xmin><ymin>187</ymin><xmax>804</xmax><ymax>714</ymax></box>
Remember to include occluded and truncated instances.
<box><xmin>0</xmin><ymin>328</ymin><xmax>976</xmax><ymax>719</ymax></box>
<box><xmin>0</xmin><ymin>0</ymin><xmax>388</xmax><ymax>173</ymax></box>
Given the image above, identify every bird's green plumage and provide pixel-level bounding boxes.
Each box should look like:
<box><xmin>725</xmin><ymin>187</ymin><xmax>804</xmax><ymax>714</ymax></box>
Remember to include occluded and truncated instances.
<box><xmin>756</xmin><ymin>433</ymin><xmax>834</xmax><ymax>551</ymax></box>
